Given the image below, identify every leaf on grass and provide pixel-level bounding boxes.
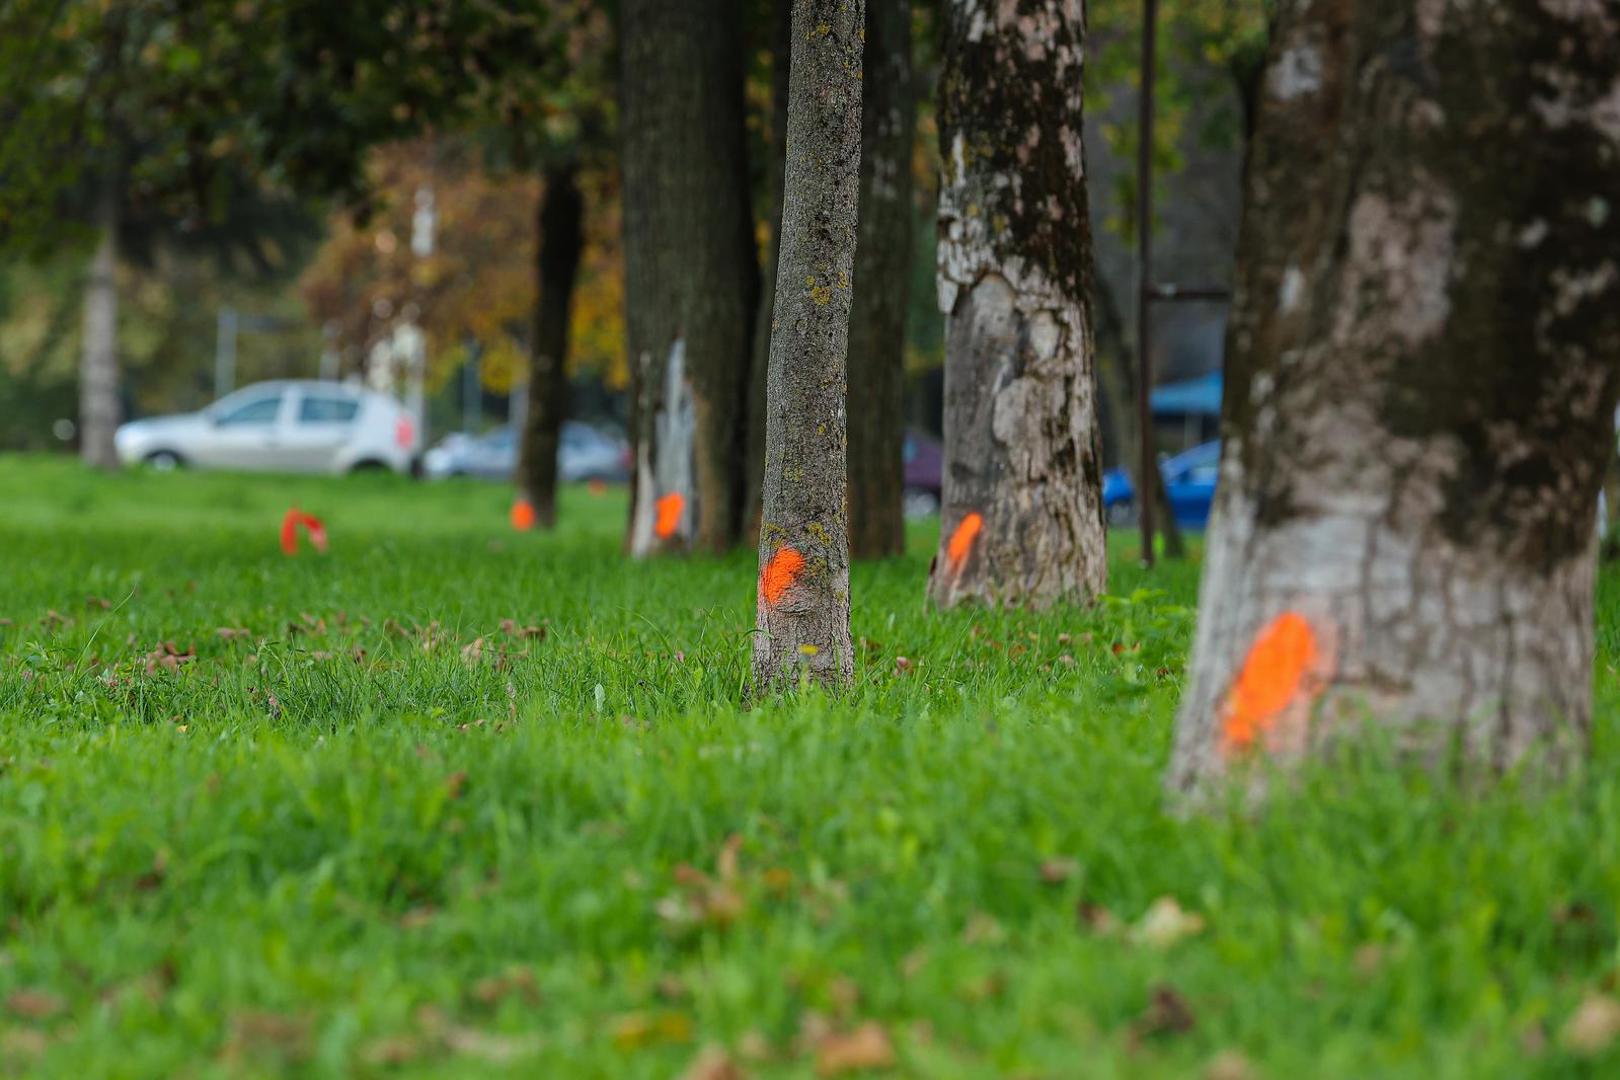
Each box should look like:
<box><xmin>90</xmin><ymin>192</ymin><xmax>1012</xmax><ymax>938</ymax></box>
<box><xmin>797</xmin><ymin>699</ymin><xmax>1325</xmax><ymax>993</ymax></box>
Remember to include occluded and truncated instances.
<box><xmin>1204</xmin><ymin>1049</ymin><xmax>1255</xmax><ymax>1080</ymax></box>
<box><xmin>612</xmin><ymin>1010</ymin><xmax>693</xmax><ymax>1050</ymax></box>
<box><xmin>1077</xmin><ymin>901</ymin><xmax>1121</xmax><ymax>936</ymax></box>
<box><xmin>813</xmin><ymin>1021</ymin><xmax>895</xmax><ymax>1076</ymax></box>
<box><xmin>678</xmin><ymin>1044</ymin><xmax>746</xmax><ymax>1080</ymax></box>
<box><xmin>4</xmin><ymin>989</ymin><xmax>64</xmax><ymax>1021</ymax></box>
<box><xmin>1131</xmin><ymin>897</ymin><xmax>1206</xmax><ymax>949</ymax></box>
<box><xmin>215</xmin><ymin>627</ymin><xmax>252</xmax><ymax>641</ymax></box>
<box><xmin>1039</xmin><ymin>857</ymin><xmax>1079</xmax><ymax>884</ymax></box>
<box><xmin>1128</xmin><ymin>985</ymin><xmax>1196</xmax><ymax>1045</ymax></box>
<box><xmin>1560</xmin><ymin>994</ymin><xmax>1620</xmax><ymax>1057</ymax></box>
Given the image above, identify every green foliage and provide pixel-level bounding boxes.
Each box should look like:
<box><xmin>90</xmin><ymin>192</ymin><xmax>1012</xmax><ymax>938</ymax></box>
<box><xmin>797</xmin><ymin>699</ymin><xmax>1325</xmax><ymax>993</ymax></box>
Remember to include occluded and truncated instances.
<box><xmin>1086</xmin><ymin>0</ymin><xmax>1271</xmax><ymax>242</ymax></box>
<box><xmin>1</xmin><ymin>458</ymin><xmax>1618</xmax><ymax>1075</ymax></box>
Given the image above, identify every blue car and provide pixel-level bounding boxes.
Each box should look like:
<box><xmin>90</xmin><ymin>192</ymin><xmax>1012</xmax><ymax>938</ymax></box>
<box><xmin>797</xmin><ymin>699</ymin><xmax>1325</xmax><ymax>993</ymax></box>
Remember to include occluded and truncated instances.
<box><xmin>1102</xmin><ymin>440</ymin><xmax>1221</xmax><ymax>529</ymax></box>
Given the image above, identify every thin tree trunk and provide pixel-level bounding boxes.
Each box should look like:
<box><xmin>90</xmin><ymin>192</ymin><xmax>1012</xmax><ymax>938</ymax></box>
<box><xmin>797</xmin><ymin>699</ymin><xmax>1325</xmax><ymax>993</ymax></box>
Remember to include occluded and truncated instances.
<box><xmin>518</xmin><ymin>164</ymin><xmax>585</xmax><ymax>528</ymax></box>
<box><xmin>846</xmin><ymin>0</ymin><xmax>913</xmax><ymax>559</ymax></box>
<box><xmin>926</xmin><ymin>0</ymin><xmax>1106</xmax><ymax>609</ymax></box>
<box><xmin>1092</xmin><ymin>277</ymin><xmax>1184</xmax><ymax>557</ymax></box>
<box><xmin>620</xmin><ymin>0</ymin><xmax>760</xmax><ymax>556</ymax></box>
<box><xmin>79</xmin><ymin>175</ymin><xmax>120</xmax><ymax>470</ymax></box>
<box><xmin>753</xmin><ymin>0</ymin><xmax>864</xmax><ymax>691</ymax></box>
<box><xmin>1169</xmin><ymin>0</ymin><xmax>1620</xmax><ymax>794</ymax></box>
<box><xmin>743</xmin><ymin>0</ymin><xmax>792</xmax><ymax>546</ymax></box>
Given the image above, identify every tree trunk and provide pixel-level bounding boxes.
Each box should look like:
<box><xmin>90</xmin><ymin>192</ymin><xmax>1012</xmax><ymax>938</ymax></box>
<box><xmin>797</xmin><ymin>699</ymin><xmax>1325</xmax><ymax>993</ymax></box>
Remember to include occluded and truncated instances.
<box><xmin>846</xmin><ymin>0</ymin><xmax>913</xmax><ymax>560</ymax></box>
<box><xmin>1168</xmin><ymin>0</ymin><xmax>1620</xmax><ymax>794</ymax></box>
<box><xmin>743</xmin><ymin>0</ymin><xmax>793</xmax><ymax>546</ymax></box>
<box><xmin>926</xmin><ymin>0</ymin><xmax>1107</xmax><ymax>609</ymax></box>
<box><xmin>752</xmin><ymin>0</ymin><xmax>864</xmax><ymax>691</ymax></box>
<box><xmin>518</xmin><ymin>163</ymin><xmax>585</xmax><ymax>528</ymax></box>
<box><xmin>79</xmin><ymin>176</ymin><xmax>120</xmax><ymax>470</ymax></box>
<box><xmin>620</xmin><ymin>0</ymin><xmax>760</xmax><ymax>556</ymax></box>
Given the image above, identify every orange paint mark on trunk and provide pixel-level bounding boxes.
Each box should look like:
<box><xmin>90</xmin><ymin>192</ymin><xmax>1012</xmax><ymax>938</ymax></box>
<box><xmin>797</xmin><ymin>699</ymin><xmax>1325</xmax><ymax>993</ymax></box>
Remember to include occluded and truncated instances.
<box><xmin>654</xmin><ymin>492</ymin><xmax>685</xmax><ymax>539</ymax></box>
<box><xmin>510</xmin><ymin>500</ymin><xmax>536</xmax><ymax>531</ymax></box>
<box><xmin>1220</xmin><ymin>611</ymin><xmax>1319</xmax><ymax>754</ymax></box>
<box><xmin>946</xmin><ymin>512</ymin><xmax>983</xmax><ymax>568</ymax></box>
<box><xmin>760</xmin><ymin>546</ymin><xmax>806</xmax><ymax>607</ymax></box>
<box><xmin>280</xmin><ymin>508</ymin><xmax>328</xmax><ymax>556</ymax></box>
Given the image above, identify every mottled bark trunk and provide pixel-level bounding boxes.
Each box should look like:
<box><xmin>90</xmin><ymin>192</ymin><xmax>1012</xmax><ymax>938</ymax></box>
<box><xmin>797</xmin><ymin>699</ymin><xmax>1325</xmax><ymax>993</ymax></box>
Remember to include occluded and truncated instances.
<box><xmin>743</xmin><ymin>0</ymin><xmax>793</xmax><ymax>545</ymax></box>
<box><xmin>926</xmin><ymin>0</ymin><xmax>1107</xmax><ymax>609</ymax></box>
<box><xmin>620</xmin><ymin>0</ymin><xmax>760</xmax><ymax>556</ymax></box>
<box><xmin>79</xmin><ymin>177</ymin><xmax>120</xmax><ymax>470</ymax></box>
<box><xmin>847</xmin><ymin>0</ymin><xmax>914</xmax><ymax>559</ymax></box>
<box><xmin>518</xmin><ymin>164</ymin><xmax>584</xmax><ymax>528</ymax></box>
<box><xmin>752</xmin><ymin>0</ymin><xmax>864</xmax><ymax>691</ymax></box>
<box><xmin>1169</xmin><ymin>0</ymin><xmax>1620</xmax><ymax>794</ymax></box>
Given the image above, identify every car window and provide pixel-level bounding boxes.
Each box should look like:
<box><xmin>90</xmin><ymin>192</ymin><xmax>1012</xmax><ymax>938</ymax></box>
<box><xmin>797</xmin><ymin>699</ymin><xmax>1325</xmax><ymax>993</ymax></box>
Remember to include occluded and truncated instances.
<box><xmin>299</xmin><ymin>395</ymin><xmax>360</xmax><ymax>424</ymax></box>
<box><xmin>216</xmin><ymin>396</ymin><xmax>282</xmax><ymax>426</ymax></box>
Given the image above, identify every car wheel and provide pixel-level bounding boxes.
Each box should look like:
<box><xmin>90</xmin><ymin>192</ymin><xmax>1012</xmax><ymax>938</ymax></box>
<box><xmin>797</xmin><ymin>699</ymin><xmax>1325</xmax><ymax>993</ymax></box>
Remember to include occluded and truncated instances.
<box><xmin>144</xmin><ymin>450</ymin><xmax>184</xmax><ymax>472</ymax></box>
<box><xmin>346</xmin><ymin>459</ymin><xmax>391</xmax><ymax>475</ymax></box>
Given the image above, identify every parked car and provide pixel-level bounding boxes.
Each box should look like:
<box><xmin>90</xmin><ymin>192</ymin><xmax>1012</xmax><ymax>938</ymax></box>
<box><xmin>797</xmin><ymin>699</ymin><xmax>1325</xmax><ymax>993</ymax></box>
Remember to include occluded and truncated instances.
<box><xmin>422</xmin><ymin>422</ymin><xmax>631</xmax><ymax>483</ymax></box>
<box><xmin>902</xmin><ymin>428</ymin><xmax>944</xmax><ymax>517</ymax></box>
<box><xmin>1102</xmin><ymin>440</ymin><xmax>1220</xmax><ymax>529</ymax></box>
<box><xmin>114</xmin><ymin>380</ymin><xmax>419</xmax><ymax>474</ymax></box>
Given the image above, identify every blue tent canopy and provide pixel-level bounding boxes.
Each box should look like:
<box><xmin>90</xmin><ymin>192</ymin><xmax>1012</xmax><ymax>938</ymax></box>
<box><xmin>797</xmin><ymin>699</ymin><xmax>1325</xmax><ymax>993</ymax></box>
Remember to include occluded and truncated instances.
<box><xmin>1150</xmin><ymin>373</ymin><xmax>1222</xmax><ymax>417</ymax></box>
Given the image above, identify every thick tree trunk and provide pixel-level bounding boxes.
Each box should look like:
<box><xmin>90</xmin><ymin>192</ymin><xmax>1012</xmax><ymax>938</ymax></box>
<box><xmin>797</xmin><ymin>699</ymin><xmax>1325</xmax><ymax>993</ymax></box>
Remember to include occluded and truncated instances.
<box><xmin>79</xmin><ymin>178</ymin><xmax>120</xmax><ymax>470</ymax></box>
<box><xmin>926</xmin><ymin>1</ymin><xmax>1107</xmax><ymax>609</ymax></box>
<box><xmin>743</xmin><ymin>0</ymin><xmax>793</xmax><ymax>545</ymax></box>
<box><xmin>1169</xmin><ymin>0</ymin><xmax>1620</xmax><ymax>793</ymax></box>
<box><xmin>518</xmin><ymin>164</ymin><xmax>585</xmax><ymax>528</ymax></box>
<box><xmin>752</xmin><ymin>0</ymin><xmax>864</xmax><ymax>691</ymax></box>
<box><xmin>846</xmin><ymin>0</ymin><xmax>914</xmax><ymax>560</ymax></box>
<box><xmin>620</xmin><ymin>0</ymin><xmax>760</xmax><ymax>556</ymax></box>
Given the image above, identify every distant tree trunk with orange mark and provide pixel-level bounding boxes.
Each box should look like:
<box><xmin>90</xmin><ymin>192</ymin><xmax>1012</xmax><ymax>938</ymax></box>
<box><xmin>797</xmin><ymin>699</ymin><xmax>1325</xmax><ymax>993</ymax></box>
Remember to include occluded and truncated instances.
<box><xmin>1169</xmin><ymin>0</ymin><xmax>1620</xmax><ymax>794</ymax></box>
<box><xmin>753</xmin><ymin>0</ymin><xmax>864</xmax><ymax>691</ymax></box>
<box><xmin>925</xmin><ymin>0</ymin><xmax>1107</xmax><ymax>610</ymax></box>
<box><xmin>518</xmin><ymin>163</ymin><xmax>584</xmax><ymax>529</ymax></box>
<box><xmin>846</xmin><ymin>0</ymin><xmax>914</xmax><ymax>560</ymax></box>
<box><xmin>621</xmin><ymin>0</ymin><xmax>760</xmax><ymax>557</ymax></box>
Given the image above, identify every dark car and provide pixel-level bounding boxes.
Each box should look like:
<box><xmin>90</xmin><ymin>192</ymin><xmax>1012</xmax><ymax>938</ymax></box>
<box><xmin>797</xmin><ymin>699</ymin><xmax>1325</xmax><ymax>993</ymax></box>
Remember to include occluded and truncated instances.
<box><xmin>1102</xmin><ymin>440</ymin><xmax>1220</xmax><ymax>529</ymax></box>
<box><xmin>902</xmin><ymin>428</ymin><xmax>944</xmax><ymax>517</ymax></box>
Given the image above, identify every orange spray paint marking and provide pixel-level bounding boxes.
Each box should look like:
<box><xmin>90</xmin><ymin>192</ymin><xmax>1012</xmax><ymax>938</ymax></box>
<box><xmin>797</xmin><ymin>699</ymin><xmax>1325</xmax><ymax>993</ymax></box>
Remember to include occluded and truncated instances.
<box><xmin>280</xmin><ymin>508</ymin><xmax>328</xmax><ymax>556</ymax></box>
<box><xmin>510</xmin><ymin>499</ymin><xmax>537</xmax><ymax>531</ymax></box>
<box><xmin>654</xmin><ymin>492</ymin><xmax>685</xmax><ymax>539</ymax></box>
<box><xmin>760</xmin><ymin>546</ymin><xmax>806</xmax><ymax>607</ymax></box>
<box><xmin>946</xmin><ymin>512</ymin><xmax>984</xmax><ymax>568</ymax></box>
<box><xmin>1220</xmin><ymin>611</ymin><xmax>1319</xmax><ymax>754</ymax></box>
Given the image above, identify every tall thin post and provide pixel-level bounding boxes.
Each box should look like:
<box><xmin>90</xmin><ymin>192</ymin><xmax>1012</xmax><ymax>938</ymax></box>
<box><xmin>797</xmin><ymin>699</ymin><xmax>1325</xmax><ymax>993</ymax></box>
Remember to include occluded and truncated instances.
<box><xmin>214</xmin><ymin>305</ymin><xmax>238</xmax><ymax>400</ymax></box>
<box><xmin>1135</xmin><ymin>0</ymin><xmax>1158</xmax><ymax>568</ymax></box>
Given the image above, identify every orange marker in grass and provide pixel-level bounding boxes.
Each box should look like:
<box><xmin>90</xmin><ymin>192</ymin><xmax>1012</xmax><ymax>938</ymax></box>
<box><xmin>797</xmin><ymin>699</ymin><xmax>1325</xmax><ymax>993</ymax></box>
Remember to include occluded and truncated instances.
<box><xmin>1220</xmin><ymin>611</ymin><xmax>1320</xmax><ymax>754</ymax></box>
<box><xmin>510</xmin><ymin>499</ymin><xmax>537</xmax><ymax>531</ymax></box>
<box><xmin>280</xmin><ymin>508</ymin><xmax>328</xmax><ymax>556</ymax></box>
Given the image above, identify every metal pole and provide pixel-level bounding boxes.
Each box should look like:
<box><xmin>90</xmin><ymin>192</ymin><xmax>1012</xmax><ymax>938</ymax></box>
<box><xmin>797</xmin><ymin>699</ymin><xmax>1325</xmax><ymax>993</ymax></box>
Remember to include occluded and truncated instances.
<box><xmin>1136</xmin><ymin>0</ymin><xmax>1159</xmax><ymax>569</ymax></box>
<box><xmin>214</xmin><ymin>305</ymin><xmax>238</xmax><ymax>400</ymax></box>
<box><xmin>463</xmin><ymin>342</ymin><xmax>480</xmax><ymax>434</ymax></box>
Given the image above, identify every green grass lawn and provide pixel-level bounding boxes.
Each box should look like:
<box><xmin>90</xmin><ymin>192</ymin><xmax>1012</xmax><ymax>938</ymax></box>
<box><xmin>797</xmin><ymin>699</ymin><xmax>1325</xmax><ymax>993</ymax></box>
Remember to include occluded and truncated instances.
<box><xmin>2</xmin><ymin>455</ymin><xmax>1619</xmax><ymax>1078</ymax></box>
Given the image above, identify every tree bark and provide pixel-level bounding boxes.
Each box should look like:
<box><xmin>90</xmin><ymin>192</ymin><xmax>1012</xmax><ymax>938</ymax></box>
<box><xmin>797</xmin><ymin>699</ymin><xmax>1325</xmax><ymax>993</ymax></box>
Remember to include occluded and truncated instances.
<box><xmin>620</xmin><ymin>0</ymin><xmax>760</xmax><ymax>556</ymax></box>
<box><xmin>518</xmin><ymin>163</ymin><xmax>585</xmax><ymax>528</ymax></box>
<box><xmin>743</xmin><ymin>0</ymin><xmax>793</xmax><ymax>546</ymax></box>
<box><xmin>752</xmin><ymin>0</ymin><xmax>864</xmax><ymax>691</ymax></box>
<box><xmin>1169</xmin><ymin>0</ymin><xmax>1620</xmax><ymax>794</ymax></box>
<box><xmin>79</xmin><ymin>175</ymin><xmax>120</xmax><ymax>470</ymax></box>
<box><xmin>926</xmin><ymin>0</ymin><xmax>1107</xmax><ymax>609</ymax></box>
<box><xmin>846</xmin><ymin>0</ymin><xmax>913</xmax><ymax>560</ymax></box>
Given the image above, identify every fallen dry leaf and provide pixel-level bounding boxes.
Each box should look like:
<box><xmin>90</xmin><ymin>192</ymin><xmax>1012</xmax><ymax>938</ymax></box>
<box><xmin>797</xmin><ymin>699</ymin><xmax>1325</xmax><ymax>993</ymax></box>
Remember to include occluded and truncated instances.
<box><xmin>678</xmin><ymin>1044</ymin><xmax>747</xmax><ymax>1080</ymax></box>
<box><xmin>1204</xmin><ymin>1048</ymin><xmax>1255</xmax><ymax>1080</ymax></box>
<box><xmin>1129</xmin><ymin>985</ymin><xmax>1196</xmax><ymax>1044</ymax></box>
<box><xmin>1040</xmin><ymin>857</ymin><xmax>1079</xmax><ymax>884</ymax></box>
<box><xmin>1560</xmin><ymin>994</ymin><xmax>1620</xmax><ymax>1057</ymax></box>
<box><xmin>4</xmin><ymin>989</ymin><xmax>64</xmax><ymax>1021</ymax></box>
<box><xmin>814</xmin><ymin>1021</ymin><xmax>895</xmax><ymax>1076</ymax></box>
<box><xmin>1131</xmin><ymin>897</ymin><xmax>1206</xmax><ymax>950</ymax></box>
<box><xmin>612</xmin><ymin>1010</ymin><xmax>694</xmax><ymax>1050</ymax></box>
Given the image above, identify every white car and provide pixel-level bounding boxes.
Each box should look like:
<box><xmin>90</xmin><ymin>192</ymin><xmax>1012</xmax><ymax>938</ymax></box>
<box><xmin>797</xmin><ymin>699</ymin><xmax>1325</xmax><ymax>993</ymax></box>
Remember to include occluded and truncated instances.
<box><xmin>114</xmin><ymin>380</ymin><xmax>419</xmax><ymax>474</ymax></box>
